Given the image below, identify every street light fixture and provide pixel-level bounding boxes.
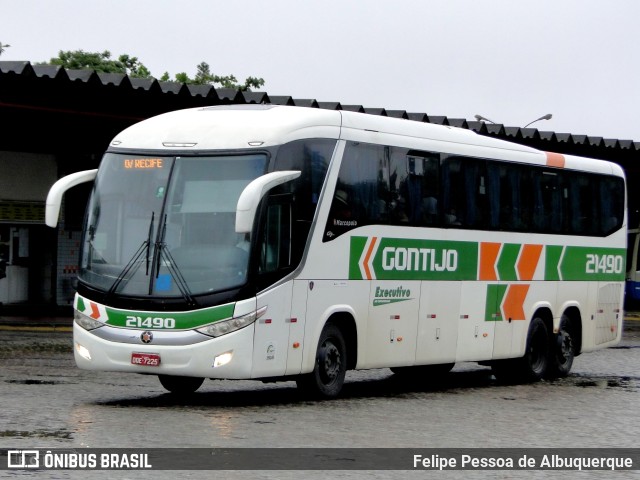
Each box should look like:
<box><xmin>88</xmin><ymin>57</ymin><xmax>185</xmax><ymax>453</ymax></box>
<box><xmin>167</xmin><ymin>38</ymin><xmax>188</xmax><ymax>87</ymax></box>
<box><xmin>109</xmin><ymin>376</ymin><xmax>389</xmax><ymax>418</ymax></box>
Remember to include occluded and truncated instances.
<box><xmin>474</xmin><ymin>114</ymin><xmax>497</xmax><ymax>124</ymax></box>
<box><xmin>523</xmin><ymin>114</ymin><xmax>552</xmax><ymax>128</ymax></box>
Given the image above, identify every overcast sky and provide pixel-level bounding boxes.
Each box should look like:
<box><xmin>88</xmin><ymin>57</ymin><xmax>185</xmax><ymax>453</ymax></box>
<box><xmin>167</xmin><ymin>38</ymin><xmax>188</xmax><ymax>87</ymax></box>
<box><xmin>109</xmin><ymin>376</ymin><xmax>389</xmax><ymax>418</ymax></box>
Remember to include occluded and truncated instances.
<box><xmin>2</xmin><ymin>0</ymin><xmax>638</xmax><ymax>140</ymax></box>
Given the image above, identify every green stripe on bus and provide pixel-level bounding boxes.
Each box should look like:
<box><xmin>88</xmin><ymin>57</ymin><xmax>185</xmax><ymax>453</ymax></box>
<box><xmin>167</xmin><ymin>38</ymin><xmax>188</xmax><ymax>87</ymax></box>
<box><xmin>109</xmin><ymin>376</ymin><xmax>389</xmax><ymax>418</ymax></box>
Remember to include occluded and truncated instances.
<box><xmin>368</xmin><ymin>237</ymin><xmax>478</xmax><ymax>280</ymax></box>
<box><xmin>103</xmin><ymin>302</ymin><xmax>236</xmax><ymax>330</ymax></box>
<box><xmin>559</xmin><ymin>247</ymin><xmax>626</xmax><ymax>281</ymax></box>
<box><xmin>485</xmin><ymin>284</ymin><xmax>507</xmax><ymax>322</ymax></box>
<box><xmin>349</xmin><ymin>236</ymin><xmax>369</xmax><ymax>280</ymax></box>
<box><xmin>497</xmin><ymin>243</ymin><xmax>521</xmax><ymax>281</ymax></box>
<box><xmin>76</xmin><ymin>296</ymin><xmax>85</xmax><ymax>313</ymax></box>
<box><xmin>545</xmin><ymin>245</ymin><xmax>563</xmax><ymax>281</ymax></box>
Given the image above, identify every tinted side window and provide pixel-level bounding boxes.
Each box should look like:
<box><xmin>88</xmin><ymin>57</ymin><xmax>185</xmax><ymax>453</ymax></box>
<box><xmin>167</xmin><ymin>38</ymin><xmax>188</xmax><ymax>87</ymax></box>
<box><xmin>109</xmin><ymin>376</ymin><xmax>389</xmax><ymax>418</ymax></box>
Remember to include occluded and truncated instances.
<box><xmin>600</xmin><ymin>176</ymin><xmax>625</xmax><ymax>235</ymax></box>
<box><xmin>321</xmin><ymin>140</ymin><xmax>624</xmax><ymax>239</ymax></box>
<box><xmin>324</xmin><ymin>142</ymin><xmax>388</xmax><ymax>241</ymax></box>
<box><xmin>274</xmin><ymin>138</ymin><xmax>335</xmax><ymax>260</ymax></box>
<box><xmin>441</xmin><ymin>156</ymin><xmax>487</xmax><ymax>229</ymax></box>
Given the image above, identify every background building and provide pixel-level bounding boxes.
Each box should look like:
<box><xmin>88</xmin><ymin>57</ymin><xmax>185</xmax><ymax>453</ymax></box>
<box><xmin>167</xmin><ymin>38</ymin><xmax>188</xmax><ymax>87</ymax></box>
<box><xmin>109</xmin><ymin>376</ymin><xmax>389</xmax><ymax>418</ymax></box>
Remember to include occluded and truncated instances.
<box><xmin>1</xmin><ymin>60</ymin><xmax>638</xmax><ymax>315</ymax></box>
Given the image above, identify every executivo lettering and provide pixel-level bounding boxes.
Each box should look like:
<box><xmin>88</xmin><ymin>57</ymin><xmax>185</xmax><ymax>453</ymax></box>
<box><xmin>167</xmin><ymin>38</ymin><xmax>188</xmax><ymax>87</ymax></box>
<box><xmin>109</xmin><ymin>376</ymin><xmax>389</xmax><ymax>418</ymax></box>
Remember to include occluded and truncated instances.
<box><xmin>373</xmin><ymin>285</ymin><xmax>413</xmax><ymax>306</ymax></box>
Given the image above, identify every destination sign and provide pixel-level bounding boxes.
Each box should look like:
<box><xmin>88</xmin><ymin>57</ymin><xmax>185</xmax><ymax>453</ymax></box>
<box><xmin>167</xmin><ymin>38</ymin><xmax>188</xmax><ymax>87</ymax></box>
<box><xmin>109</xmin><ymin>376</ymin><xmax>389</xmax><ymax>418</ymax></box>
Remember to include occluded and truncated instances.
<box><xmin>123</xmin><ymin>158</ymin><xmax>164</xmax><ymax>169</ymax></box>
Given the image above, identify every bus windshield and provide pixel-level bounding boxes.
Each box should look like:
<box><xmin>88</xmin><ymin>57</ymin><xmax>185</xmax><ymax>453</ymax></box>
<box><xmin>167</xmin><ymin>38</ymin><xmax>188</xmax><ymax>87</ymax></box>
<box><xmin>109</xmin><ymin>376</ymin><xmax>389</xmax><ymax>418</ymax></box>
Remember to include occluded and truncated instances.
<box><xmin>80</xmin><ymin>152</ymin><xmax>267</xmax><ymax>297</ymax></box>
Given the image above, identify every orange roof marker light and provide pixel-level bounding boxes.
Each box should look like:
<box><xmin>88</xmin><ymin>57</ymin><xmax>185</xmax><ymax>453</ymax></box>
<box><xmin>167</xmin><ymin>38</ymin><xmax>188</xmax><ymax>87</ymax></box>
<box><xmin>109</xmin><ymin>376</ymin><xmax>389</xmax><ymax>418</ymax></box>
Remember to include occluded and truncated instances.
<box><xmin>545</xmin><ymin>152</ymin><xmax>566</xmax><ymax>168</ymax></box>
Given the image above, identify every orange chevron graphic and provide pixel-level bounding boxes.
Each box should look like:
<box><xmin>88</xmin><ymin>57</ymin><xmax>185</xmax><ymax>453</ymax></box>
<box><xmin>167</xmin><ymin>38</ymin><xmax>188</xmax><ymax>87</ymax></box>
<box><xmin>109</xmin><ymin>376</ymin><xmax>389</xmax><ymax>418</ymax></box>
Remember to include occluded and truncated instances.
<box><xmin>517</xmin><ymin>244</ymin><xmax>543</xmax><ymax>280</ymax></box>
<box><xmin>502</xmin><ymin>284</ymin><xmax>530</xmax><ymax>321</ymax></box>
<box><xmin>89</xmin><ymin>301</ymin><xmax>101</xmax><ymax>320</ymax></box>
<box><xmin>363</xmin><ymin>236</ymin><xmax>378</xmax><ymax>280</ymax></box>
<box><xmin>479</xmin><ymin>242</ymin><xmax>500</xmax><ymax>280</ymax></box>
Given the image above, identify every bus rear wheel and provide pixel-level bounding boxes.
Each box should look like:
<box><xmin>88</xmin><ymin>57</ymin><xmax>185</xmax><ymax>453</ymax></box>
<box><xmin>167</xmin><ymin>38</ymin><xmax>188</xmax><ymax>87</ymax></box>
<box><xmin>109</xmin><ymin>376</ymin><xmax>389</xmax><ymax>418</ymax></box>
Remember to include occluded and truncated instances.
<box><xmin>158</xmin><ymin>375</ymin><xmax>204</xmax><ymax>394</ymax></box>
<box><xmin>546</xmin><ymin>315</ymin><xmax>574</xmax><ymax>378</ymax></box>
<box><xmin>296</xmin><ymin>324</ymin><xmax>347</xmax><ymax>399</ymax></box>
<box><xmin>492</xmin><ymin>317</ymin><xmax>549</xmax><ymax>383</ymax></box>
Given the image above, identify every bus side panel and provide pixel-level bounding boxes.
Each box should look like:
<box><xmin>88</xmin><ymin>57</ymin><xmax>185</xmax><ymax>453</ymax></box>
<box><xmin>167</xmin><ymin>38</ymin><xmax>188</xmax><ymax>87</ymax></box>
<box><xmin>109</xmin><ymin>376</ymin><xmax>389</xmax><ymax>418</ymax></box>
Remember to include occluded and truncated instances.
<box><xmin>252</xmin><ymin>282</ymin><xmax>294</xmax><ymax>378</ymax></box>
<box><xmin>415</xmin><ymin>281</ymin><xmax>459</xmax><ymax>365</ymax></box>
<box><xmin>365</xmin><ymin>280</ymin><xmax>420</xmax><ymax>368</ymax></box>
<box><xmin>456</xmin><ymin>283</ymin><xmax>495</xmax><ymax>362</ymax></box>
<box><xmin>569</xmin><ymin>281</ymin><xmax>623</xmax><ymax>354</ymax></box>
<box><xmin>594</xmin><ymin>282</ymin><xmax>624</xmax><ymax>347</ymax></box>
<box><xmin>285</xmin><ymin>280</ymin><xmax>309</xmax><ymax>375</ymax></box>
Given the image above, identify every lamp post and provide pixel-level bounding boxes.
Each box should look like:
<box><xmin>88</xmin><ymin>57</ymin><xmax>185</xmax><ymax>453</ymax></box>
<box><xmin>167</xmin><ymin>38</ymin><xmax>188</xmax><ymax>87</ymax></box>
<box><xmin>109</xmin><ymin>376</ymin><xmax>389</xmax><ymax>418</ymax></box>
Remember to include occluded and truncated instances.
<box><xmin>523</xmin><ymin>114</ymin><xmax>552</xmax><ymax>128</ymax></box>
<box><xmin>474</xmin><ymin>114</ymin><xmax>497</xmax><ymax>124</ymax></box>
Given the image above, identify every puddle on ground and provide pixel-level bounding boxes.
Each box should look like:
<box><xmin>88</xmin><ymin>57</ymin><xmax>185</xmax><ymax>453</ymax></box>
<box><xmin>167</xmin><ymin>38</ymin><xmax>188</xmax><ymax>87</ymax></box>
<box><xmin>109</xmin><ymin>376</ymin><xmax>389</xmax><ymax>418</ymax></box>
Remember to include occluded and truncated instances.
<box><xmin>573</xmin><ymin>376</ymin><xmax>638</xmax><ymax>392</ymax></box>
<box><xmin>0</xmin><ymin>429</ymin><xmax>73</xmax><ymax>439</ymax></box>
<box><xmin>5</xmin><ymin>379</ymin><xmax>65</xmax><ymax>385</ymax></box>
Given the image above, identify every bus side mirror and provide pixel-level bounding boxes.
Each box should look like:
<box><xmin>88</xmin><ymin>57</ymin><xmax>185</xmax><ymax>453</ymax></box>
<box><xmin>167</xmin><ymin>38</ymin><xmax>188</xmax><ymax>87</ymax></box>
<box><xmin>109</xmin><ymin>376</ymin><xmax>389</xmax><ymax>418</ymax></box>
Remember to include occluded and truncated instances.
<box><xmin>45</xmin><ymin>169</ymin><xmax>98</xmax><ymax>227</ymax></box>
<box><xmin>236</xmin><ymin>170</ymin><xmax>301</xmax><ymax>234</ymax></box>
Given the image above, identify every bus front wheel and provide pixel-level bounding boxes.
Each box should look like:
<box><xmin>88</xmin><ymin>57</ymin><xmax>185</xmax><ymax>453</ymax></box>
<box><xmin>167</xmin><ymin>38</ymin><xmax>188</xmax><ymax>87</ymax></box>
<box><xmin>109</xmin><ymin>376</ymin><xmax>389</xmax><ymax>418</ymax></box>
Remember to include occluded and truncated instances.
<box><xmin>296</xmin><ymin>324</ymin><xmax>347</xmax><ymax>398</ymax></box>
<box><xmin>158</xmin><ymin>375</ymin><xmax>204</xmax><ymax>394</ymax></box>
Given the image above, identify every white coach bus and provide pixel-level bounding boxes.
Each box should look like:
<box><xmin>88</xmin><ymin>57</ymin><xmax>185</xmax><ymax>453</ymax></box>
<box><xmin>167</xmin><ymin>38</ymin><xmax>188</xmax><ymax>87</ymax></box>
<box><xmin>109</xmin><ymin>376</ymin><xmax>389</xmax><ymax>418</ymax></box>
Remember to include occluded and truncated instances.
<box><xmin>46</xmin><ymin>105</ymin><xmax>626</xmax><ymax>397</ymax></box>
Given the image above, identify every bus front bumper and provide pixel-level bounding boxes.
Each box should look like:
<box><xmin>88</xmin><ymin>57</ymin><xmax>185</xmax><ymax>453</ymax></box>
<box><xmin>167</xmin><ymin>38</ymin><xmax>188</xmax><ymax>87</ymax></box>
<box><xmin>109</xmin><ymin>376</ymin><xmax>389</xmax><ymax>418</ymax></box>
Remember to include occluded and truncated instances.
<box><xmin>73</xmin><ymin>322</ymin><xmax>255</xmax><ymax>379</ymax></box>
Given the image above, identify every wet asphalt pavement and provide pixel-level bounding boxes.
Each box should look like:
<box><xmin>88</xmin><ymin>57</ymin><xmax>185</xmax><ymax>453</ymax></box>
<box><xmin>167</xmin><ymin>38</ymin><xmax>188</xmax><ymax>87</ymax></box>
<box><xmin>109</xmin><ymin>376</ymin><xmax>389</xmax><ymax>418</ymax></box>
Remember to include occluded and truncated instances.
<box><xmin>1</xmin><ymin>321</ymin><xmax>638</xmax><ymax>479</ymax></box>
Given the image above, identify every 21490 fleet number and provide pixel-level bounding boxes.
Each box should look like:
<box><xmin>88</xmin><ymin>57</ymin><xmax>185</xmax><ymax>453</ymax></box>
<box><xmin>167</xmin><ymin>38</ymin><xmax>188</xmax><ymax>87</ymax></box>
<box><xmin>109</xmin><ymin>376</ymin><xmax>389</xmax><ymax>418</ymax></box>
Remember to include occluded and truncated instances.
<box><xmin>125</xmin><ymin>316</ymin><xmax>176</xmax><ymax>329</ymax></box>
<box><xmin>585</xmin><ymin>254</ymin><xmax>623</xmax><ymax>274</ymax></box>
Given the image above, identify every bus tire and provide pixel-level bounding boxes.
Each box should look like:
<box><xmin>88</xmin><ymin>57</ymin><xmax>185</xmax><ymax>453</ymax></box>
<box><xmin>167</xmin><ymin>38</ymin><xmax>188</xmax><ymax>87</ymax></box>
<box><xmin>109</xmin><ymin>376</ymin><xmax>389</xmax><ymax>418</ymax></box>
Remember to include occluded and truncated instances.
<box><xmin>546</xmin><ymin>315</ymin><xmax>574</xmax><ymax>378</ymax></box>
<box><xmin>492</xmin><ymin>317</ymin><xmax>549</xmax><ymax>383</ymax></box>
<box><xmin>158</xmin><ymin>375</ymin><xmax>204</xmax><ymax>394</ymax></box>
<box><xmin>296</xmin><ymin>324</ymin><xmax>347</xmax><ymax>398</ymax></box>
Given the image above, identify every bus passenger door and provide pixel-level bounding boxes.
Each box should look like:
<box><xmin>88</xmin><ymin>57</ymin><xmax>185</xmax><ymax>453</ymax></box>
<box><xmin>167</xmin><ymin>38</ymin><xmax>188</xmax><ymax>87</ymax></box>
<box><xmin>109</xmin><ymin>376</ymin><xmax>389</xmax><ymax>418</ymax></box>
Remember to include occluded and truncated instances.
<box><xmin>251</xmin><ymin>195</ymin><xmax>296</xmax><ymax>378</ymax></box>
<box><xmin>366</xmin><ymin>281</ymin><xmax>420</xmax><ymax>368</ymax></box>
<box><xmin>416</xmin><ymin>282</ymin><xmax>460</xmax><ymax>365</ymax></box>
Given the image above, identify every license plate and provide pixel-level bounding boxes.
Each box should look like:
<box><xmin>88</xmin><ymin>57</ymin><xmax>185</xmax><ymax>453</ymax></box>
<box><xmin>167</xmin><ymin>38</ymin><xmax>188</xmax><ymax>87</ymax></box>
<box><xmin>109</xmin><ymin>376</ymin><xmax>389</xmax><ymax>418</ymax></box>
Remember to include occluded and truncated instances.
<box><xmin>131</xmin><ymin>352</ymin><xmax>161</xmax><ymax>366</ymax></box>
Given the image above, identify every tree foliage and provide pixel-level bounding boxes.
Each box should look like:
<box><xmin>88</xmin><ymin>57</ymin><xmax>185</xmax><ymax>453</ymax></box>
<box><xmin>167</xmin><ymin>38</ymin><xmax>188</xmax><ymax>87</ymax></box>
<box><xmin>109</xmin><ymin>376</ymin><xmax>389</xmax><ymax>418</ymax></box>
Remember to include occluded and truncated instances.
<box><xmin>0</xmin><ymin>42</ymin><xmax>10</xmax><ymax>56</ymax></box>
<box><xmin>46</xmin><ymin>50</ymin><xmax>151</xmax><ymax>78</ymax></box>
<box><xmin>44</xmin><ymin>50</ymin><xmax>264</xmax><ymax>90</ymax></box>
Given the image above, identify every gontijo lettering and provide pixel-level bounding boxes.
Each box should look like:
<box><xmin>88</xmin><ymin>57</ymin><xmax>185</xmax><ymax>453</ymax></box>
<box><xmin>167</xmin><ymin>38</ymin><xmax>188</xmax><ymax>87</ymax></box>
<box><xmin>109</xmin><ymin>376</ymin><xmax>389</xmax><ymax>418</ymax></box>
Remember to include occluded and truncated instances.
<box><xmin>382</xmin><ymin>247</ymin><xmax>457</xmax><ymax>272</ymax></box>
<box><xmin>349</xmin><ymin>236</ymin><xmax>478</xmax><ymax>281</ymax></box>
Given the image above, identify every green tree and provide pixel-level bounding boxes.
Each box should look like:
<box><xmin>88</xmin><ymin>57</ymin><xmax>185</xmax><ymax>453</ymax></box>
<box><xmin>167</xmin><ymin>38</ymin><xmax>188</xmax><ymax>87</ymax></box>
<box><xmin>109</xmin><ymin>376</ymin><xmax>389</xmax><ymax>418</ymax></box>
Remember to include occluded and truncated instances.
<box><xmin>44</xmin><ymin>50</ymin><xmax>265</xmax><ymax>90</ymax></box>
<box><xmin>165</xmin><ymin>62</ymin><xmax>265</xmax><ymax>91</ymax></box>
<box><xmin>46</xmin><ymin>50</ymin><xmax>151</xmax><ymax>78</ymax></box>
<box><xmin>0</xmin><ymin>42</ymin><xmax>10</xmax><ymax>56</ymax></box>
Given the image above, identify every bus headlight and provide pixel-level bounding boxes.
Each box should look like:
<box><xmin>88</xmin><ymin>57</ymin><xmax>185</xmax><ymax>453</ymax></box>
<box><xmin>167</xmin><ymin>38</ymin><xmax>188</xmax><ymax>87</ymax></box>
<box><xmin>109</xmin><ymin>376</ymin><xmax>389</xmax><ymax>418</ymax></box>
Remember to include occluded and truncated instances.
<box><xmin>75</xmin><ymin>342</ymin><xmax>92</xmax><ymax>361</ymax></box>
<box><xmin>196</xmin><ymin>306</ymin><xmax>267</xmax><ymax>338</ymax></box>
<box><xmin>213</xmin><ymin>351</ymin><xmax>233</xmax><ymax>368</ymax></box>
<box><xmin>74</xmin><ymin>310</ymin><xmax>104</xmax><ymax>331</ymax></box>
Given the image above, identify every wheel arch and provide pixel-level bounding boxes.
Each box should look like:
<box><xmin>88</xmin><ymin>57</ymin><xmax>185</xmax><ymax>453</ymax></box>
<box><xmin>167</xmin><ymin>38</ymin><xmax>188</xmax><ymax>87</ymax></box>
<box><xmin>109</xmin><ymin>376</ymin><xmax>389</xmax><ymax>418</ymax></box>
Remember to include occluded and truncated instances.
<box><xmin>325</xmin><ymin>311</ymin><xmax>358</xmax><ymax>370</ymax></box>
<box><xmin>302</xmin><ymin>305</ymin><xmax>359</xmax><ymax>373</ymax></box>
<box><xmin>531</xmin><ymin>306</ymin><xmax>554</xmax><ymax>340</ymax></box>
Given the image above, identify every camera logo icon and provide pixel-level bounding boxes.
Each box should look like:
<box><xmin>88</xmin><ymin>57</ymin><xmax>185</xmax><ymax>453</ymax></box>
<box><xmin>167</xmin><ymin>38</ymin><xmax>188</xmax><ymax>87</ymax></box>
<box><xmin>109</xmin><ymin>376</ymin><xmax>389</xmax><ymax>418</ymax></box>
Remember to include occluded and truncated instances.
<box><xmin>8</xmin><ymin>450</ymin><xmax>40</xmax><ymax>468</ymax></box>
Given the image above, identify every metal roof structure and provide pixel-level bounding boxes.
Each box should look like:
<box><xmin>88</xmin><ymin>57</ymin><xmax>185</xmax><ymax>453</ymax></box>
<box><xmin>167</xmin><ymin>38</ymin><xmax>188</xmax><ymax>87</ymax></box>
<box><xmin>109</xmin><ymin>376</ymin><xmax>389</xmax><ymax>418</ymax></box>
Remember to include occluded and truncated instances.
<box><xmin>1</xmin><ymin>60</ymin><xmax>638</xmax><ymax>150</ymax></box>
<box><xmin>1</xmin><ymin>60</ymin><xmax>639</xmax><ymax>228</ymax></box>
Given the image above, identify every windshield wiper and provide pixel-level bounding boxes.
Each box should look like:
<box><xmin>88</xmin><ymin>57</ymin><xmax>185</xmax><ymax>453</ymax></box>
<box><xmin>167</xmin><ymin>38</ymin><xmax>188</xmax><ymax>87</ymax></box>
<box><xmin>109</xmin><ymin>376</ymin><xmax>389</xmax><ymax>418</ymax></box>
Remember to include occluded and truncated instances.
<box><xmin>106</xmin><ymin>212</ymin><xmax>155</xmax><ymax>297</ymax></box>
<box><xmin>150</xmin><ymin>214</ymin><xmax>197</xmax><ymax>306</ymax></box>
<box><xmin>146</xmin><ymin>212</ymin><xmax>155</xmax><ymax>275</ymax></box>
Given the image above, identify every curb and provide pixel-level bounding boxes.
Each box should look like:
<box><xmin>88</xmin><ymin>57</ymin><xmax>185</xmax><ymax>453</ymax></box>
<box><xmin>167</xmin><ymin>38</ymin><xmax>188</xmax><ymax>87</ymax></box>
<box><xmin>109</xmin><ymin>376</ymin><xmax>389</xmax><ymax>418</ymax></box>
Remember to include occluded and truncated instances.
<box><xmin>0</xmin><ymin>325</ymin><xmax>73</xmax><ymax>333</ymax></box>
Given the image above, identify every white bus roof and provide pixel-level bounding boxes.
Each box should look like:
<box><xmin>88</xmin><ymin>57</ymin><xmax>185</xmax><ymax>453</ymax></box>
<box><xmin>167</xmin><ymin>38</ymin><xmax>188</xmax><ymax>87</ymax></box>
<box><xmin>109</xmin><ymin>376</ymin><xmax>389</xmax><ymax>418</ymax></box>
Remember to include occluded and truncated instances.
<box><xmin>109</xmin><ymin>105</ymin><xmax>623</xmax><ymax>177</ymax></box>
